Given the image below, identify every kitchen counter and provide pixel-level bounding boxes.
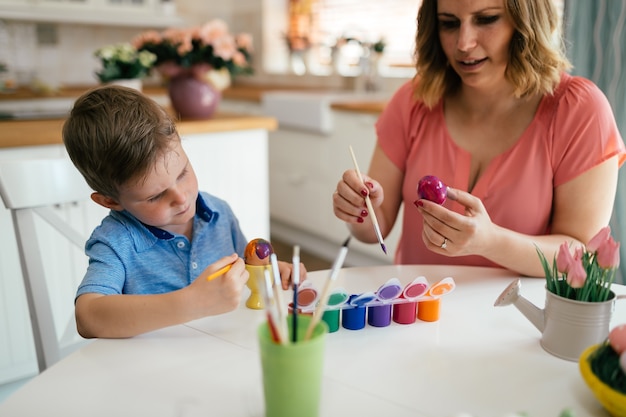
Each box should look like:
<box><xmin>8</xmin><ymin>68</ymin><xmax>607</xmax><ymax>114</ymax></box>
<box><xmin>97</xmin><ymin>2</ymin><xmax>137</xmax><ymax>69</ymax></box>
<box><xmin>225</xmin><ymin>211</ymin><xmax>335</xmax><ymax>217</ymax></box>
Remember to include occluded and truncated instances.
<box><xmin>330</xmin><ymin>100</ymin><xmax>386</xmax><ymax>114</ymax></box>
<box><xmin>0</xmin><ymin>83</ymin><xmax>388</xmax><ymax>115</ymax></box>
<box><xmin>0</xmin><ymin>112</ymin><xmax>277</xmax><ymax>149</ymax></box>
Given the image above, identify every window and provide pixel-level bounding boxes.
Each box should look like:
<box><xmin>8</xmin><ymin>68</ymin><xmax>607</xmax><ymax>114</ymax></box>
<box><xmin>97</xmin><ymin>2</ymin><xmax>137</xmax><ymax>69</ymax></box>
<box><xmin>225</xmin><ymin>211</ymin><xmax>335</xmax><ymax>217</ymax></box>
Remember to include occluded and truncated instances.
<box><xmin>312</xmin><ymin>0</ymin><xmax>420</xmax><ymax>71</ymax></box>
<box><xmin>265</xmin><ymin>0</ymin><xmax>564</xmax><ymax>76</ymax></box>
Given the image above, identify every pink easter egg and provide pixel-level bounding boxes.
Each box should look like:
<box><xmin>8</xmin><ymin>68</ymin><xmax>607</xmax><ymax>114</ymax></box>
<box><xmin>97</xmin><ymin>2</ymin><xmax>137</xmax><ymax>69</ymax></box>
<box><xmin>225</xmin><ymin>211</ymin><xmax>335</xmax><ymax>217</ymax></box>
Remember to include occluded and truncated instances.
<box><xmin>608</xmin><ymin>324</ymin><xmax>626</xmax><ymax>354</ymax></box>
<box><xmin>417</xmin><ymin>175</ymin><xmax>447</xmax><ymax>205</ymax></box>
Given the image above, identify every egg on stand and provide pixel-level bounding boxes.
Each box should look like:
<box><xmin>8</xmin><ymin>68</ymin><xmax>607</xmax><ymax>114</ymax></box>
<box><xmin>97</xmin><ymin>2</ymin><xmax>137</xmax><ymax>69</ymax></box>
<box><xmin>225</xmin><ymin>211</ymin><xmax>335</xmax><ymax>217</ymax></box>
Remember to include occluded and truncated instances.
<box><xmin>244</xmin><ymin>238</ymin><xmax>274</xmax><ymax>309</ymax></box>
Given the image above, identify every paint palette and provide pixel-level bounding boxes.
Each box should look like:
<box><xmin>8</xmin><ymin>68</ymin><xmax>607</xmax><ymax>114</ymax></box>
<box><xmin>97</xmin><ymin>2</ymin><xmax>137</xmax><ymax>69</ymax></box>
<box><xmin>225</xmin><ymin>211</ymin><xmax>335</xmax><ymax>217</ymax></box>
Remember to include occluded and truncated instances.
<box><xmin>289</xmin><ymin>276</ymin><xmax>456</xmax><ymax>332</ymax></box>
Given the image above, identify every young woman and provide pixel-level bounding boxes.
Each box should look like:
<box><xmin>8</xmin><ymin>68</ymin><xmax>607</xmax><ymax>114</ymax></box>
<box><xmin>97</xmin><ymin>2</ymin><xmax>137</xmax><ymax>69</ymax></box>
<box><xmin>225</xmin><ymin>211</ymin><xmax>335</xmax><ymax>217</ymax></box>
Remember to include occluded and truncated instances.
<box><xmin>332</xmin><ymin>0</ymin><xmax>625</xmax><ymax>276</ymax></box>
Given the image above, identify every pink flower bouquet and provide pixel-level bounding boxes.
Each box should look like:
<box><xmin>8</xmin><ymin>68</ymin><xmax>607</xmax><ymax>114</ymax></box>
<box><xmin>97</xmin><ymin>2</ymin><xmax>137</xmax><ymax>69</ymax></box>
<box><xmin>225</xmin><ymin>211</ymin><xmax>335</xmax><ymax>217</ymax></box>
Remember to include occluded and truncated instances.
<box><xmin>132</xmin><ymin>19</ymin><xmax>253</xmax><ymax>79</ymax></box>
<box><xmin>537</xmin><ymin>226</ymin><xmax>620</xmax><ymax>302</ymax></box>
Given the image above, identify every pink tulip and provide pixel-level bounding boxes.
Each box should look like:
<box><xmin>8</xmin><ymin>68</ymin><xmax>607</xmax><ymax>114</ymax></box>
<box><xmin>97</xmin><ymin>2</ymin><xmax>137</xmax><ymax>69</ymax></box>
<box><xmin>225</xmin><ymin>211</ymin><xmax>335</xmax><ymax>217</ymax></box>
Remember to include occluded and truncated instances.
<box><xmin>609</xmin><ymin>324</ymin><xmax>626</xmax><ymax>354</ymax></box>
<box><xmin>566</xmin><ymin>261</ymin><xmax>587</xmax><ymax>288</ymax></box>
<box><xmin>556</xmin><ymin>242</ymin><xmax>573</xmax><ymax>273</ymax></box>
<box><xmin>586</xmin><ymin>226</ymin><xmax>611</xmax><ymax>253</ymax></box>
<box><xmin>596</xmin><ymin>237</ymin><xmax>620</xmax><ymax>269</ymax></box>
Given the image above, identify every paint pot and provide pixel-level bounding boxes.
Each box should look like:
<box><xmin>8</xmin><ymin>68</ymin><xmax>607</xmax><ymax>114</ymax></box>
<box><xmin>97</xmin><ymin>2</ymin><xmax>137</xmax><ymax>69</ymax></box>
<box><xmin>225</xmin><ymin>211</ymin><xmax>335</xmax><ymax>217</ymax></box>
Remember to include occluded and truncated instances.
<box><xmin>417</xmin><ymin>277</ymin><xmax>456</xmax><ymax>322</ymax></box>
<box><xmin>368</xmin><ymin>278</ymin><xmax>403</xmax><ymax>327</ymax></box>
<box><xmin>368</xmin><ymin>304</ymin><xmax>392</xmax><ymax>327</ymax></box>
<box><xmin>376</xmin><ymin>278</ymin><xmax>403</xmax><ymax>301</ymax></box>
<box><xmin>296</xmin><ymin>281</ymin><xmax>318</xmax><ymax>314</ymax></box>
<box><xmin>393</xmin><ymin>276</ymin><xmax>429</xmax><ymax>325</ymax></box>
<box><xmin>288</xmin><ymin>302</ymin><xmax>312</xmax><ymax>316</ymax></box>
<box><xmin>417</xmin><ymin>299</ymin><xmax>440</xmax><ymax>322</ymax></box>
<box><xmin>342</xmin><ymin>293</ymin><xmax>375</xmax><ymax>330</ymax></box>
<box><xmin>322</xmin><ymin>289</ymin><xmax>349</xmax><ymax>333</ymax></box>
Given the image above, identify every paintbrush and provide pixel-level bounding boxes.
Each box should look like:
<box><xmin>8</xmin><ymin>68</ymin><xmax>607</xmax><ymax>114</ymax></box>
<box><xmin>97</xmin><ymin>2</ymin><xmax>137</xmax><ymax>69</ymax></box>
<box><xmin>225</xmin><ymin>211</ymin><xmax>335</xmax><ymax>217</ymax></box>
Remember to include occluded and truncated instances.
<box><xmin>291</xmin><ymin>245</ymin><xmax>300</xmax><ymax>343</ymax></box>
<box><xmin>304</xmin><ymin>236</ymin><xmax>350</xmax><ymax>341</ymax></box>
<box><xmin>270</xmin><ymin>253</ymin><xmax>290</xmax><ymax>343</ymax></box>
<box><xmin>261</xmin><ymin>267</ymin><xmax>286</xmax><ymax>344</ymax></box>
<box><xmin>348</xmin><ymin>145</ymin><xmax>387</xmax><ymax>255</ymax></box>
<box><xmin>206</xmin><ymin>262</ymin><xmax>234</xmax><ymax>281</ymax></box>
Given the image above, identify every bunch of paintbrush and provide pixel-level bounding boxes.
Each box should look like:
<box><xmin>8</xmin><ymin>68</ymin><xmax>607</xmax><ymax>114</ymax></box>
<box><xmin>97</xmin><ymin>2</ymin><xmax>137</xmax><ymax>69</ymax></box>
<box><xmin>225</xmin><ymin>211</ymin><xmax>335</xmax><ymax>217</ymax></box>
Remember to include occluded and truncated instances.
<box><xmin>260</xmin><ymin>240</ymin><xmax>350</xmax><ymax>344</ymax></box>
<box><xmin>304</xmin><ymin>236</ymin><xmax>350</xmax><ymax>341</ymax></box>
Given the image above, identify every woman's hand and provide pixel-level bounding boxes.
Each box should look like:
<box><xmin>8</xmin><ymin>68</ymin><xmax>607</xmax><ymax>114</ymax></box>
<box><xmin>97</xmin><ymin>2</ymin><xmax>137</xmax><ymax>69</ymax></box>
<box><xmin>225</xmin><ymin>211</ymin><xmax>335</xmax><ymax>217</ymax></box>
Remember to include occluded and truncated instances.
<box><xmin>333</xmin><ymin>169</ymin><xmax>384</xmax><ymax>225</ymax></box>
<box><xmin>415</xmin><ymin>188</ymin><xmax>496</xmax><ymax>257</ymax></box>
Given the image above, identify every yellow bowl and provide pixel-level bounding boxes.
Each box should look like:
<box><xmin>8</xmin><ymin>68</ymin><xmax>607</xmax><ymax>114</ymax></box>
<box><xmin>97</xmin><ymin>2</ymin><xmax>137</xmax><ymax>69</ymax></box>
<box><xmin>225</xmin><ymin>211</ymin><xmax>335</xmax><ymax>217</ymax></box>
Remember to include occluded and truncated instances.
<box><xmin>579</xmin><ymin>344</ymin><xmax>626</xmax><ymax>417</ymax></box>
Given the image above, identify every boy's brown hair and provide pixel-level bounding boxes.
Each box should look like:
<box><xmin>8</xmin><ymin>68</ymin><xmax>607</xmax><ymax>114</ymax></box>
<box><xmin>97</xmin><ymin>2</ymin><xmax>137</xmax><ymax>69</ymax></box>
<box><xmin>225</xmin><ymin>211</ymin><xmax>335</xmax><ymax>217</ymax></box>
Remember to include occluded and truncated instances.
<box><xmin>63</xmin><ymin>85</ymin><xmax>178</xmax><ymax>199</ymax></box>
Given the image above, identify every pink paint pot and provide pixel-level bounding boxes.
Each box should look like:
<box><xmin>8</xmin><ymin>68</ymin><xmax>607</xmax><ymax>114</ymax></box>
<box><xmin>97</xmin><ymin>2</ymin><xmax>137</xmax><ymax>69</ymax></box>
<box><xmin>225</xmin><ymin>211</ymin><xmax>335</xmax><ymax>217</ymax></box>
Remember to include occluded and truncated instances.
<box><xmin>392</xmin><ymin>276</ymin><xmax>429</xmax><ymax>325</ymax></box>
<box><xmin>392</xmin><ymin>300</ymin><xmax>418</xmax><ymax>324</ymax></box>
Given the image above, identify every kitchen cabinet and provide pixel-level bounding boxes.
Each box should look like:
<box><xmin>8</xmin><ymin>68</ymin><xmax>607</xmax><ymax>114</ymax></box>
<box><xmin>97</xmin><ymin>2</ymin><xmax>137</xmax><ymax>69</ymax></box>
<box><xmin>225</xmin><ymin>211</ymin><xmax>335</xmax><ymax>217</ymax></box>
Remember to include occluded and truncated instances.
<box><xmin>267</xmin><ymin>108</ymin><xmax>400</xmax><ymax>266</ymax></box>
<box><xmin>223</xmin><ymin>92</ymin><xmax>399</xmax><ymax>266</ymax></box>
<box><xmin>0</xmin><ymin>114</ymin><xmax>274</xmax><ymax>386</ymax></box>
<box><xmin>0</xmin><ymin>0</ymin><xmax>181</xmax><ymax>27</ymax></box>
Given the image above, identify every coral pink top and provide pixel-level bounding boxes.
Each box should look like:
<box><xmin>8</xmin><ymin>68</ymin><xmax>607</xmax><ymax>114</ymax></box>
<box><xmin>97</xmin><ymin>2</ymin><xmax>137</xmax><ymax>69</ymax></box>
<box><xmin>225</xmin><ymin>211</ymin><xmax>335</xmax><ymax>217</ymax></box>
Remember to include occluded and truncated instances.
<box><xmin>377</xmin><ymin>73</ymin><xmax>626</xmax><ymax>267</ymax></box>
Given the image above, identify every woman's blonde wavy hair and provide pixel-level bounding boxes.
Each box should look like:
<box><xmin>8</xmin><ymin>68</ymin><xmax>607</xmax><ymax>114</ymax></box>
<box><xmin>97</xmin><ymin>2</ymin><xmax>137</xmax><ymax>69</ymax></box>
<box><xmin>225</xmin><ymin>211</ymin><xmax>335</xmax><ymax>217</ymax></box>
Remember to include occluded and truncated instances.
<box><xmin>414</xmin><ymin>0</ymin><xmax>571</xmax><ymax>108</ymax></box>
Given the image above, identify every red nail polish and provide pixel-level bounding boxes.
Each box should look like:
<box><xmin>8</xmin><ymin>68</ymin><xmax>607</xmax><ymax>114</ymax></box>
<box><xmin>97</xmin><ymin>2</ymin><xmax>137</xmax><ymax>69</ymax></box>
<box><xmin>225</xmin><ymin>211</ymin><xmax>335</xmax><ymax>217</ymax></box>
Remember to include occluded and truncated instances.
<box><xmin>366</xmin><ymin>181</ymin><xmax>374</xmax><ymax>189</ymax></box>
<box><xmin>413</xmin><ymin>200</ymin><xmax>424</xmax><ymax>208</ymax></box>
<box><xmin>361</xmin><ymin>210</ymin><xmax>368</xmax><ymax>217</ymax></box>
<box><xmin>360</xmin><ymin>189</ymin><xmax>368</xmax><ymax>197</ymax></box>
<box><xmin>357</xmin><ymin>217</ymin><xmax>364</xmax><ymax>223</ymax></box>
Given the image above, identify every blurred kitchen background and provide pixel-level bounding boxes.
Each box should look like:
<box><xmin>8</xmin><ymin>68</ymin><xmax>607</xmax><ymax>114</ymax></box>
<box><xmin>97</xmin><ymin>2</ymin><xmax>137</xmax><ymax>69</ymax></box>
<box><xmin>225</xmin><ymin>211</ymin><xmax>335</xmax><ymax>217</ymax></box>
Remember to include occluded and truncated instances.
<box><xmin>0</xmin><ymin>0</ymin><xmax>423</xmax><ymax>94</ymax></box>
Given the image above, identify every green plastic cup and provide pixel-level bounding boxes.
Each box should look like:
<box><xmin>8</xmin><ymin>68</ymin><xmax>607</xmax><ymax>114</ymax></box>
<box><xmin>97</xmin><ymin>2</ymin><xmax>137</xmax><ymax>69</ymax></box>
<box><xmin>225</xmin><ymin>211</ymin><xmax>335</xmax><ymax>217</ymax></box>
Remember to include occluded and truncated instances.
<box><xmin>258</xmin><ymin>314</ymin><xmax>328</xmax><ymax>417</ymax></box>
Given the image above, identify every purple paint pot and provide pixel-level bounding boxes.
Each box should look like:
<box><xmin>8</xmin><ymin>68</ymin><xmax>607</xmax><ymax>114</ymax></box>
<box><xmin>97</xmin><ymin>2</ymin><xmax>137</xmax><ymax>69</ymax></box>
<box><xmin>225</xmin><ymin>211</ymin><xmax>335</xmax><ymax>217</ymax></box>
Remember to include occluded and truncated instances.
<box><xmin>342</xmin><ymin>293</ymin><xmax>375</xmax><ymax>330</ymax></box>
<box><xmin>376</xmin><ymin>278</ymin><xmax>403</xmax><ymax>301</ymax></box>
<box><xmin>369</xmin><ymin>279</ymin><xmax>403</xmax><ymax>327</ymax></box>
<box><xmin>392</xmin><ymin>277</ymin><xmax>430</xmax><ymax>325</ymax></box>
<box><xmin>368</xmin><ymin>304</ymin><xmax>392</xmax><ymax>327</ymax></box>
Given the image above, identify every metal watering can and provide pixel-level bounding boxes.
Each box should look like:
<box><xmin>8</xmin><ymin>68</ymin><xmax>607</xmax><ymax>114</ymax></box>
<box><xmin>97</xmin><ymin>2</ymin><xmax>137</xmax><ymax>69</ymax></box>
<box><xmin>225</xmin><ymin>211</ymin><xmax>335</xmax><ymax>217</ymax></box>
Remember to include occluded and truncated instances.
<box><xmin>494</xmin><ymin>279</ymin><xmax>621</xmax><ymax>361</ymax></box>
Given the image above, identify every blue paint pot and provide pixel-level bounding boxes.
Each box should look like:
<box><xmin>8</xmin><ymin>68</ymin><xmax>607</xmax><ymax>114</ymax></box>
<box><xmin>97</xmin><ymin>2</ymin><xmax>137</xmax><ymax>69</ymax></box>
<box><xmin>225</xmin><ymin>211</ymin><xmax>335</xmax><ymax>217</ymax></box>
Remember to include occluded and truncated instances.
<box><xmin>342</xmin><ymin>293</ymin><xmax>375</xmax><ymax>330</ymax></box>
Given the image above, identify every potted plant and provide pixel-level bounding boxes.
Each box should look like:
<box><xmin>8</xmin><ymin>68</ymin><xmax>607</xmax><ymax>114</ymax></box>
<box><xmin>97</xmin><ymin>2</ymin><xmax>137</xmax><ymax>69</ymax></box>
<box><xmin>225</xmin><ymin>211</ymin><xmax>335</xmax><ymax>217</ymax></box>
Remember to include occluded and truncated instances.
<box><xmin>495</xmin><ymin>226</ymin><xmax>621</xmax><ymax>361</ymax></box>
<box><xmin>132</xmin><ymin>19</ymin><xmax>253</xmax><ymax>119</ymax></box>
<box><xmin>94</xmin><ymin>42</ymin><xmax>156</xmax><ymax>91</ymax></box>
<box><xmin>579</xmin><ymin>324</ymin><xmax>626</xmax><ymax>416</ymax></box>
<box><xmin>537</xmin><ymin>226</ymin><xmax>620</xmax><ymax>303</ymax></box>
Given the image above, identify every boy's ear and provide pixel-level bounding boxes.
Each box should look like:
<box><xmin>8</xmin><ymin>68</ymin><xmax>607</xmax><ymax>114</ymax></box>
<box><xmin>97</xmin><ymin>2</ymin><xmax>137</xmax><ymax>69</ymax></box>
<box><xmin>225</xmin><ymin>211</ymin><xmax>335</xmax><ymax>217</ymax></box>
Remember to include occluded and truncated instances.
<box><xmin>91</xmin><ymin>192</ymin><xmax>124</xmax><ymax>211</ymax></box>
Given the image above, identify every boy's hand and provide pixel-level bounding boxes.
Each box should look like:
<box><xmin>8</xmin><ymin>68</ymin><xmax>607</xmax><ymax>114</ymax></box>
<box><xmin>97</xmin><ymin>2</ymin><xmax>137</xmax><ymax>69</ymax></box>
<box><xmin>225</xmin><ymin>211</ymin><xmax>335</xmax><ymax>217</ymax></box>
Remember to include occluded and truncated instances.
<box><xmin>191</xmin><ymin>254</ymin><xmax>249</xmax><ymax>315</ymax></box>
<box><xmin>277</xmin><ymin>260</ymin><xmax>307</xmax><ymax>290</ymax></box>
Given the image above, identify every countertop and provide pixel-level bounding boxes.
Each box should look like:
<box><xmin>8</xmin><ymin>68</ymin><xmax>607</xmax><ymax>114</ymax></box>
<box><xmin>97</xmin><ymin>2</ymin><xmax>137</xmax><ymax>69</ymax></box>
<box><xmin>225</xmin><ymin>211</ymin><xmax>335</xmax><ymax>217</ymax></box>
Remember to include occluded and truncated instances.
<box><xmin>0</xmin><ymin>83</ymin><xmax>388</xmax><ymax>148</ymax></box>
<box><xmin>0</xmin><ymin>83</ymin><xmax>389</xmax><ymax>114</ymax></box>
<box><xmin>0</xmin><ymin>112</ymin><xmax>278</xmax><ymax>149</ymax></box>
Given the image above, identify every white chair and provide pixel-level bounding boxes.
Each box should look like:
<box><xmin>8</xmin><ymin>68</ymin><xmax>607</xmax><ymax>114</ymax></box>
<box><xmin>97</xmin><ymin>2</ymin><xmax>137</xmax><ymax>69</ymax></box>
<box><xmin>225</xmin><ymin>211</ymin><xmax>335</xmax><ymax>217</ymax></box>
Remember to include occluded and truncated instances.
<box><xmin>0</xmin><ymin>157</ymin><xmax>95</xmax><ymax>373</ymax></box>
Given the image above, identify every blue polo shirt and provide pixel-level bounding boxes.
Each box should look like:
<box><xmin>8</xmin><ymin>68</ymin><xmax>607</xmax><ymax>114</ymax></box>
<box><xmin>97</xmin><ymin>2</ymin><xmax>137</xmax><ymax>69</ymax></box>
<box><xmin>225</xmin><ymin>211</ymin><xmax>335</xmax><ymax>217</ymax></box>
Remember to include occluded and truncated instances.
<box><xmin>76</xmin><ymin>192</ymin><xmax>247</xmax><ymax>297</ymax></box>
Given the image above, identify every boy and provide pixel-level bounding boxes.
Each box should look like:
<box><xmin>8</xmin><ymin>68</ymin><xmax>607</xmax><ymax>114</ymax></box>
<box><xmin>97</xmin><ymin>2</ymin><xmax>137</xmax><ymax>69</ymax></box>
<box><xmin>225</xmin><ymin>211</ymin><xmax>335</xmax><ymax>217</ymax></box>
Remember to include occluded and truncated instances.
<box><xmin>63</xmin><ymin>85</ymin><xmax>301</xmax><ymax>338</ymax></box>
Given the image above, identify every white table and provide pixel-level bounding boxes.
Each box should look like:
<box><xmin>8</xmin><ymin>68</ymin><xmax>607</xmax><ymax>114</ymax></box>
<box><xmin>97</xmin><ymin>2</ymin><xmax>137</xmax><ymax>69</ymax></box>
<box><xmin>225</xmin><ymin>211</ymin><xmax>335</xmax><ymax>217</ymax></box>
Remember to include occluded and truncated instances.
<box><xmin>1</xmin><ymin>265</ymin><xmax>624</xmax><ymax>417</ymax></box>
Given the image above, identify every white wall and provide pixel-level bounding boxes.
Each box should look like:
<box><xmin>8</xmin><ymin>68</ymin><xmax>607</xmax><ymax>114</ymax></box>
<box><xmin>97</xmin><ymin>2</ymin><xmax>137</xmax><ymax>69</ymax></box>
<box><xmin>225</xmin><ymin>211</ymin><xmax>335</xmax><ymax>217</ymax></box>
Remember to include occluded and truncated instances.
<box><xmin>1</xmin><ymin>1</ymin><xmax>257</xmax><ymax>88</ymax></box>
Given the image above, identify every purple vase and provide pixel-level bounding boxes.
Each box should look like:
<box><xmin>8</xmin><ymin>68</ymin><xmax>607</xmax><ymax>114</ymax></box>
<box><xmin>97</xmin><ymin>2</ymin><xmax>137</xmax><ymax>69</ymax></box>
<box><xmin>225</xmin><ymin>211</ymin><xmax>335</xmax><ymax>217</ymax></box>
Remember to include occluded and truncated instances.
<box><xmin>168</xmin><ymin>75</ymin><xmax>221</xmax><ymax>120</ymax></box>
